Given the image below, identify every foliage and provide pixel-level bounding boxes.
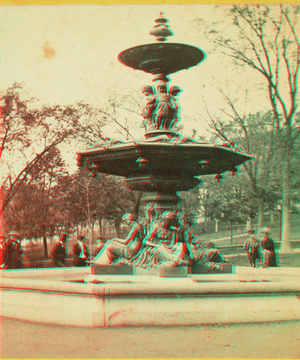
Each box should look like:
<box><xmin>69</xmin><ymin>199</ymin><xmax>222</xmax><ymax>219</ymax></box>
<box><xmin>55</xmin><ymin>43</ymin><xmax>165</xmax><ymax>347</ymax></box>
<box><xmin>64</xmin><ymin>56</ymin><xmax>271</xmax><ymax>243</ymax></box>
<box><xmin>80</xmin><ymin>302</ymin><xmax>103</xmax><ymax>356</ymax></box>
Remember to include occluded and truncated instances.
<box><xmin>61</xmin><ymin>168</ymin><xmax>140</xmax><ymax>238</ymax></box>
<box><xmin>0</xmin><ymin>83</ymin><xmax>93</xmax><ymax>218</ymax></box>
<box><xmin>3</xmin><ymin>148</ymin><xmax>69</xmax><ymax>255</ymax></box>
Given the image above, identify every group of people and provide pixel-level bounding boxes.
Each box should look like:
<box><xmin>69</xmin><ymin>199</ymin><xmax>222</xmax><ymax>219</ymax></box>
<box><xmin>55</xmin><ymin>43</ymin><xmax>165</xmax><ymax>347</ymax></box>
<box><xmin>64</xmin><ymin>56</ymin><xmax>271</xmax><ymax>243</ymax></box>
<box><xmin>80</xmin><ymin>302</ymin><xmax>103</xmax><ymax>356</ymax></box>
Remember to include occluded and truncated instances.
<box><xmin>50</xmin><ymin>233</ymin><xmax>105</xmax><ymax>267</ymax></box>
<box><xmin>91</xmin><ymin>208</ymin><xmax>229</xmax><ymax>270</ymax></box>
<box><xmin>243</xmin><ymin>227</ymin><xmax>278</xmax><ymax>268</ymax></box>
<box><xmin>0</xmin><ymin>231</ymin><xmax>23</xmax><ymax>269</ymax></box>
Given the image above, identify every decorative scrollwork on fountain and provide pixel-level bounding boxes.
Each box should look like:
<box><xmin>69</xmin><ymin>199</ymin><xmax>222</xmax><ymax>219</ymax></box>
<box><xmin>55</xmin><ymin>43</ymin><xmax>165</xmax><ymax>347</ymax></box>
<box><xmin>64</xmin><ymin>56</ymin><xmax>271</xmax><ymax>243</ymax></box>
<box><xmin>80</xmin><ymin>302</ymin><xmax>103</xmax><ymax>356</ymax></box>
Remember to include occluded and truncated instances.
<box><xmin>88</xmin><ymin>137</ymin><xmax>125</xmax><ymax>150</ymax></box>
<box><xmin>142</xmin><ymin>85</ymin><xmax>182</xmax><ymax>132</ymax></box>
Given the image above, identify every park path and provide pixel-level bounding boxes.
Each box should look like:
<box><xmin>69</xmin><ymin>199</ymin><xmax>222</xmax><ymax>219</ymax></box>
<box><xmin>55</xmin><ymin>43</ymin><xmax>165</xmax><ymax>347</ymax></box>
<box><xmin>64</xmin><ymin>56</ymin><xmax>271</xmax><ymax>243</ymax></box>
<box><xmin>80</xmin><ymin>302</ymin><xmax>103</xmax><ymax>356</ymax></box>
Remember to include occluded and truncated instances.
<box><xmin>1</xmin><ymin>317</ymin><xmax>300</xmax><ymax>358</ymax></box>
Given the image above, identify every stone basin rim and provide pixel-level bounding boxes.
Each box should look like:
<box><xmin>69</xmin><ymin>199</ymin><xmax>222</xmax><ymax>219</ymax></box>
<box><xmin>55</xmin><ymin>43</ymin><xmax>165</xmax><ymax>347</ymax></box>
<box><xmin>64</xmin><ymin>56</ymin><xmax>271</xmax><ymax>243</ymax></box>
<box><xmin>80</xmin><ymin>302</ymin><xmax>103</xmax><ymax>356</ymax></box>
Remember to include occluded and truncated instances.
<box><xmin>2</xmin><ymin>267</ymin><xmax>300</xmax><ymax>328</ymax></box>
<box><xmin>1</xmin><ymin>271</ymin><xmax>300</xmax><ymax>296</ymax></box>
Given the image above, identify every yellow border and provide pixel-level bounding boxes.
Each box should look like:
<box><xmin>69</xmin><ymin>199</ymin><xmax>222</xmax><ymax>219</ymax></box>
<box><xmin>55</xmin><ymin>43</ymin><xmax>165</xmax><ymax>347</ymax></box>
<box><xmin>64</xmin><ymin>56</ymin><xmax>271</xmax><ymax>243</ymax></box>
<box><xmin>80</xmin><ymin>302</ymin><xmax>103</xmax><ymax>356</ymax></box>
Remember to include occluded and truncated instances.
<box><xmin>0</xmin><ymin>1</ymin><xmax>294</xmax><ymax>360</ymax></box>
<box><xmin>0</xmin><ymin>0</ymin><xmax>298</xmax><ymax>5</ymax></box>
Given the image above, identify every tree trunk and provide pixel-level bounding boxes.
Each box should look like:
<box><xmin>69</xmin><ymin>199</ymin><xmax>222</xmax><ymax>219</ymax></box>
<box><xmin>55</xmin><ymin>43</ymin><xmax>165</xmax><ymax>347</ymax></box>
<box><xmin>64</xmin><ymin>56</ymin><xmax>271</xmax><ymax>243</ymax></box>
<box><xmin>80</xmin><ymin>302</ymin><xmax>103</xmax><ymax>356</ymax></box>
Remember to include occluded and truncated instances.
<box><xmin>246</xmin><ymin>217</ymin><xmax>253</xmax><ymax>231</ymax></box>
<box><xmin>270</xmin><ymin>210</ymin><xmax>275</xmax><ymax>223</ymax></box>
<box><xmin>215</xmin><ymin>219</ymin><xmax>219</xmax><ymax>233</ymax></box>
<box><xmin>230</xmin><ymin>221</ymin><xmax>233</xmax><ymax>245</ymax></box>
<box><xmin>91</xmin><ymin>220</ymin><xmax>95</xmax><ymax>243</ymax></box>
<box><xmin>257</xmin><ymin>197</ymin><xmax>264</xmax><ymax>239</ymax></box>
<box><xmin>133</xmin><ymin>192</ymin><xmax>143</xmax><ymax>217</ymax></box>
<box><xmin>43</xmin><ymin>235</ymin><xmax>48</xmax><ymax>258</ymax></box>
<box><xmin>98</xmin><ymin>218</ymin><xmax>104</xmax><ymax>238</ymax></box>
<box><xmin>279</xmin><ymin>150</ymin><xmax>292</xmax><ymax>253</ymax></box>
<box><xmin>98</xmin><ymin>218</ymin><xmax>101</xmax><ymax>237</ymax></box>
<box><xmin>114</xmin><ymin>217</ymin><xmax>122</xmax><ymax>238</ymax></box>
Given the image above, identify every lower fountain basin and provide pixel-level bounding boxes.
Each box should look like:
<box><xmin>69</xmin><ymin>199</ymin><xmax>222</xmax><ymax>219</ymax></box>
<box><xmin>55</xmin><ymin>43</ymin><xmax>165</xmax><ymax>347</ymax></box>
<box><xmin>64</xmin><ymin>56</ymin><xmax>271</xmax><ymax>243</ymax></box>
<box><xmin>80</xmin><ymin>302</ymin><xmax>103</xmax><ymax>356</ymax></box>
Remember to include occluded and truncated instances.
<box><xmin>1</xmin><ymin>266</ymin><xmax>300</xmax><ymax>328</ymax></box>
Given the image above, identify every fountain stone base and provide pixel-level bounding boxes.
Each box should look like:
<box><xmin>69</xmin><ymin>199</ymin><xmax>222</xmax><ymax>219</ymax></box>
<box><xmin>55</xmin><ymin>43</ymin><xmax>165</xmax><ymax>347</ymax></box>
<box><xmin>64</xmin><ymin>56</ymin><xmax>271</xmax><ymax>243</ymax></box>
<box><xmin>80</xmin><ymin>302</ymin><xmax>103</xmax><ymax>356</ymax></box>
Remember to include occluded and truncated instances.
<box><xmin>1</xmin><ymin>267</ymin><xmax>300</xmax><ymax>328</ymax></box>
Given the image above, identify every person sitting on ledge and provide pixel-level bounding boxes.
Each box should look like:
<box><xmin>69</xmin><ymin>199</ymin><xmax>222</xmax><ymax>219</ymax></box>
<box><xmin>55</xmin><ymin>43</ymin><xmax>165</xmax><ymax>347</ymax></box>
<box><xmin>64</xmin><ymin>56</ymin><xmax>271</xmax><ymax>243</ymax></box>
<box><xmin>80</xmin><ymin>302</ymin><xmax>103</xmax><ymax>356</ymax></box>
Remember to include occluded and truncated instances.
<box><xmin>90</xmin><ymin>213</ymin><xmax>144</xmax><ymax>265</ymax></box>
<box><xmin>73</xmin><ymin>235</ymin><xmax>90</xmax><ymax>267</ymax></box>
<box><xmin>261</xmin><ymin>227</ymin><xmax>277</xmax><ymax>268</ymax></box>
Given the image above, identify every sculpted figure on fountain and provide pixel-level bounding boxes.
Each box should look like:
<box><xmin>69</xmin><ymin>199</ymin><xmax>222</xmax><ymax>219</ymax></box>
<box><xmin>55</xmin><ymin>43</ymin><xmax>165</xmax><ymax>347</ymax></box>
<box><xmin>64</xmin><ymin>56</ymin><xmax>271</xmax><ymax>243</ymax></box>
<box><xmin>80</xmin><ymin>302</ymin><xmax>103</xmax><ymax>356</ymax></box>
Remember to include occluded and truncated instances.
<box><xmin>128</xmin><ymin>211</ymin><xmax>192</xmax><ymax>268</ymax></box>
<box><xmin>181</xmin><ymin>213</ymin><xmax>230</xmax><ymax>270</ymax></box>
<box><xmin>127</xmin><ymin>210</ymin><xmax>229</xmax><ymax>270</ymax></box>
<box><xmin>91</xmin><ymin>210</ymin><xmax>230</xmax><ymax>269</ymax></box>
<box><xmin>142</xmin><ymin>84</ymin><xmax>182</xmax><ymax>132</ymax></box>
<box><xmin>91</xmin><ymin>213</ymin><xmax>144</xmax><ymax>265</ymax></box>
<box><xmin>144</xmin><ymin>203</ymin><xmax>160</xmax><ymax>234</ymax></box>
<box><xmin>142</xmin><ymin>85</ymin><xmax>158</xmax><ymax>131</ymax></box>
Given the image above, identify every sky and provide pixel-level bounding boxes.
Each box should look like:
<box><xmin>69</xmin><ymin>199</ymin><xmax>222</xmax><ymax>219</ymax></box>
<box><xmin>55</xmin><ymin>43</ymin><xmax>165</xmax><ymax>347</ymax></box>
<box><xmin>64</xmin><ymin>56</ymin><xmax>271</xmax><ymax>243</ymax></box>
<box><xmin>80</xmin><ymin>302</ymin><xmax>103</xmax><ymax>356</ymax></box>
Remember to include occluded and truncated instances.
<box><xmin>0</xmin><ymin>4</ymin><xmax>282</xmax><ymax>170</ymax></box>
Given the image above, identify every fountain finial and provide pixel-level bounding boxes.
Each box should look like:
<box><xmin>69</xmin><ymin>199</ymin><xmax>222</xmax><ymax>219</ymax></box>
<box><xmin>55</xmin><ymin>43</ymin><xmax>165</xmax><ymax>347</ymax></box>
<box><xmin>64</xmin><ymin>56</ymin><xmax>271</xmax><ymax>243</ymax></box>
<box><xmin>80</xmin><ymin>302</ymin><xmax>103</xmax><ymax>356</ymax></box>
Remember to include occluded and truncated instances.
<box><xmin>149</xmin><ymin>12</ymin><xmax>174</xmax><ymax>42</ymax></box>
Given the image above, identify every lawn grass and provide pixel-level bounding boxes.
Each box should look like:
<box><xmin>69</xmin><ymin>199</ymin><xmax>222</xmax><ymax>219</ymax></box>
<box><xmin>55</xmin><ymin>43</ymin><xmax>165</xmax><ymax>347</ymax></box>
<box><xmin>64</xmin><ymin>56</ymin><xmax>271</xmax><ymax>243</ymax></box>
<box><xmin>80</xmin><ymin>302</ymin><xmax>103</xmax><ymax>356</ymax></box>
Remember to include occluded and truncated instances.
<box><xmin>231</xmin><ymin>252</ymin><xmax>300</xmax><ymax>267</ymax></box>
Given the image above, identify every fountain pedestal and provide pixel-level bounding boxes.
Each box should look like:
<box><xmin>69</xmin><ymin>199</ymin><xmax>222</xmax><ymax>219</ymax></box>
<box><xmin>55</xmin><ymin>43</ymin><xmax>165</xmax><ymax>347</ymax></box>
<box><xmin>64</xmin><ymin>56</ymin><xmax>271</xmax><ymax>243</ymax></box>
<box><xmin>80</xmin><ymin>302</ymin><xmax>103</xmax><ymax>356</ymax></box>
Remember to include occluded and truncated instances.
<box><xmin>141</xmin><ymin>192</ymin><xmax>181</xmax><ymax>213</ymax></box>
<box><xmin>89</xmin><ymin>263</ymin><xmax>234</xmax><ymax>278</ymax></box>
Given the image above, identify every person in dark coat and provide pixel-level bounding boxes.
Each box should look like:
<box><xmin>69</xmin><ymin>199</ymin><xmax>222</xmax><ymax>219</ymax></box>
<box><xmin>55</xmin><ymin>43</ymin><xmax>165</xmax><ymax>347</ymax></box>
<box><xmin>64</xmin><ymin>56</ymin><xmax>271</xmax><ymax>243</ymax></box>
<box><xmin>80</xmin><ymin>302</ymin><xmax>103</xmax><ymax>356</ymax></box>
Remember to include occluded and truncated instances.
<box><xmin>261</xmin><ymin>227</ymin><xmax>277</xmax><ymax>267</ymax></box>
<box><xmin>51</xmin><ymin>233</ymin><xmax>69</xmax><ymax>267</ymax></box>
<box><xmin>6</xmin><ymin>231</ymin><xmax>23</xmax><ymax>269</ymax></box>
<box><xmin>0</xmin><ymin>235</ymin><xmax>9</xmax><ymax>269</ymax></box>
<box><xmin>73</xmin><ymin>235</ymin><xmax>90</xmax><ymax>267</ymax></box>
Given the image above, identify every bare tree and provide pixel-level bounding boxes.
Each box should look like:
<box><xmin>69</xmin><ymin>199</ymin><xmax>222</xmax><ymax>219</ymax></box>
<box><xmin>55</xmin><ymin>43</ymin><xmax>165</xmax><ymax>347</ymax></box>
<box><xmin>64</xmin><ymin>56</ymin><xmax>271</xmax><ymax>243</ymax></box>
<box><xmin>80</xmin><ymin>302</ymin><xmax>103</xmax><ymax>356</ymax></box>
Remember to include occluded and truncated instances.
<box><xmin>215</xmin><ymin>5</ymin><xmax>300</xmax><ymax>252</ymax></box>
<box><xmin>205</xmin><ymin>90</ymin><xmax>278</xmax><ymax>235</ymax></box>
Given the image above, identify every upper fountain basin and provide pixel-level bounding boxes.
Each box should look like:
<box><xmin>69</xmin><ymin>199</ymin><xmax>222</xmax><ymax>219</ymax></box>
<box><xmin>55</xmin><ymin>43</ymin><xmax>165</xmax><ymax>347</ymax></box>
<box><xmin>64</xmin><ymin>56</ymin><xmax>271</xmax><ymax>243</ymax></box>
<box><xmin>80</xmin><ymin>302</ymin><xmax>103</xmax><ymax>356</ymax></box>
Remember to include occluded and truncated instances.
<box><xmin>118</xmin><ymin>43</ymin><xmax>206</xmax><ymax>75</ymax></box>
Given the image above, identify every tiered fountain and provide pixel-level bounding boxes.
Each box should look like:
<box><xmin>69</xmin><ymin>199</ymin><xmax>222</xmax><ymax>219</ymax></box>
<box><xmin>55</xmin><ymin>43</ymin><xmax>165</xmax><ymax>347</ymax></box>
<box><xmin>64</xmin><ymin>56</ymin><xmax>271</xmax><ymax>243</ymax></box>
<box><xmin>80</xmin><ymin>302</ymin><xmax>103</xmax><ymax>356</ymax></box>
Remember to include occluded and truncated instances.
<box><xmin>78</xmin><ymin>13</ymin><xmax>251</xmax><ymax>215</ymax></box>
<box><xmin>1</xmin><ymin>13</ymin><xmax>300</xmax><ymax>328</ymax></box>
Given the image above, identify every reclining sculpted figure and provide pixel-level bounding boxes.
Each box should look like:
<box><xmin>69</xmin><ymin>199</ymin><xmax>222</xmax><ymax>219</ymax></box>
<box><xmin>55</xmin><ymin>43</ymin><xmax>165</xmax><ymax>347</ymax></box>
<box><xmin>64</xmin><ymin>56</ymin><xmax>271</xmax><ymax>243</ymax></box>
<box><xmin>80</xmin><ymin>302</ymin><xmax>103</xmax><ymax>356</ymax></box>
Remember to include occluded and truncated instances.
<box><xmin>91</xmin><ymin>213</ymin><xmax>144</xmax><ymax>265</ymax></box>
<box><xmin>91</xmin><ymin>210</ymin><xmax>229</xmax><ymax>270</ymax></box>
<box><xmin>181</xmin><ymin>213</ymin><xmax>230</xmax><ymax>270</ymax></box>
<box><xmin>127</xmin><ymin>211</ymin><xmax>193</xmax><ymax>269</ymax></box>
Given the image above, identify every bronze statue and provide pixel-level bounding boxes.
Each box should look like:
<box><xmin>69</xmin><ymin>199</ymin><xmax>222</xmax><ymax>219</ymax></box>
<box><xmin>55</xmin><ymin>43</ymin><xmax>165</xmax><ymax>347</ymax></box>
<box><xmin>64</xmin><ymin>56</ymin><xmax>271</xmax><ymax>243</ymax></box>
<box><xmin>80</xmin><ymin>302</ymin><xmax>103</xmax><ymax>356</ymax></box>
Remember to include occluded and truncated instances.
<box><xmin>127</xmin><ymin>211</ymin><xmax>192</xmax><ymax>268</ymax></box>
<box><xmin>142</xmin><ymin>85</ymin><xmax>182</xmax><ymax>132</ymax></box>
<box><xmin>142</xmin><ymin>85</ymin><xmax>158</xmax><ymax>131</ymax></box>
<box><xmin>181</xmin><ymin>213</ymin><xmax>230</xmax><ymax>270</ymax></box>
<box><xmin>91</xmin><ymin>213</ymin><xmax>144</xmax><ymax>265</ymax></box>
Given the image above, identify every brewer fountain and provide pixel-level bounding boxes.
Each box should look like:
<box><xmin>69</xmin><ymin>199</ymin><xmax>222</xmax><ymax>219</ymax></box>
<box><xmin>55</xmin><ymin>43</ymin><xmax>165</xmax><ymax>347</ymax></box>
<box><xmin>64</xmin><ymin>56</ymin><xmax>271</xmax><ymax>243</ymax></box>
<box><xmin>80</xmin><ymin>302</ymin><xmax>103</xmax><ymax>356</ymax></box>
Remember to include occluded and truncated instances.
<box><xmin>2</xmin><ymin>13</ymin><xmax>298</xmax><ymax>329</ymax></box>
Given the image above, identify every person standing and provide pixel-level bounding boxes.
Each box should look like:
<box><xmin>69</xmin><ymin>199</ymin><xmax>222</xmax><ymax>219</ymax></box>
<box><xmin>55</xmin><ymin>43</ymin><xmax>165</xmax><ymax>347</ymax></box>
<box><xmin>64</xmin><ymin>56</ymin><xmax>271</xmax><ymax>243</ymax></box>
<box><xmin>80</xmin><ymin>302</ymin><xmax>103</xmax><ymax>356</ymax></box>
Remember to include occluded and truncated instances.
<box><xmin>261</xmin><ymin>227</ymin><xmax>277</xmax><ymax>267</ymax></box>
<box><xmin>73</xmin><ymin>235</ymin><xmax>90</xmax><ymax>267</ymax></box>
<box><xmin>6</xmin><ymin>231</ymin><xmax>23</xmax><ymax>269</ymax></box>
<box><xmin>243</xmin><ymin>230</ymin><xmax>260</xmax><ymax>267</ymax></box>
<box><xmin>0</xmin><ymin>236</ymin><xmax>9</xmax><ymax>269</ymax></box>
<box><xmin>50</xmin><ymin>233</ymin><xmax>68</xmax><ymax>267</ymax></box>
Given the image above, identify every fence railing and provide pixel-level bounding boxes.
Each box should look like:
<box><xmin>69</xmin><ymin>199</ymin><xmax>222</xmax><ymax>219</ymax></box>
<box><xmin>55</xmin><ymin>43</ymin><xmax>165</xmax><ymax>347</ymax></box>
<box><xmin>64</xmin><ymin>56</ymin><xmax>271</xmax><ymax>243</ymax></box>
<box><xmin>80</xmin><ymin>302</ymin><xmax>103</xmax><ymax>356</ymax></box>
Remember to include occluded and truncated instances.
<box><xmin>219</xmin><ymin>240</ymin><xmax>300</xmax><ymax>255</ymax></box>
